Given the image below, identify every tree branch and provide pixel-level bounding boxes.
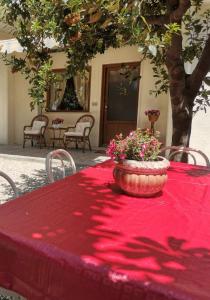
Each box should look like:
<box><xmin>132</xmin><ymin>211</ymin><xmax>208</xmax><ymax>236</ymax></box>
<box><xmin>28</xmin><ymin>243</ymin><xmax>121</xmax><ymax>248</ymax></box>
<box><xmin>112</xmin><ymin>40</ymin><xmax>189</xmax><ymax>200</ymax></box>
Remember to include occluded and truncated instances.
<box><xmin>146</xmin><ymin>15</ymin><xmax>170</xmax><ymax>25</ymax></box>
<box><xmin>170</xmin><ymin>0</ymin><xmax>191</xmax><ymax>22</ymax></box>
<box><xmin>165</xmin><ymin>31</ymin><xmax>186</xmax><ymax>105</ymax></box>
<box><xmin>146</xmin><ymin>0</ymin><xmax>191</xmax><ymax>25</ymax></box>
<box><xmin>188</xmin><ymin>34</ymin><xmax>210</xmax><ymax>96</ymax></box>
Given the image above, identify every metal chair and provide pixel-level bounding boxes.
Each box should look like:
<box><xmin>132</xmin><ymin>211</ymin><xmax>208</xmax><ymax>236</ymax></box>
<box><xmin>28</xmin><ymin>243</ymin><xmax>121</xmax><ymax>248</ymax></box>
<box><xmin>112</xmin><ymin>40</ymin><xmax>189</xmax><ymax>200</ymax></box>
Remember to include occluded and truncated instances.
<box><xmin>23</xmin><ymin>114</ymin><xmax>49</xmax><ymax>148</ymax></box>
<box><xmin>160</xmin><ymin>146</ymin><xmax>210</xmax><ymax>166</ymax></box>
<box><xmin>0</xmin><ymin>287</ymin><xmax>25</xmax><ymax>300</ymax></box>
<box><xmin>46</xmin><ymin>149</ymin><xmax>76</xmax><ymax>183</ymax></box>
<box><xmin>64</xmin><ymin>114</ymin><xmax>95</xmax><ymax>152</ymax></box>
<box><xmin>0</xmin><ymin>171</ymin><xmax>19</xmax><ymax>199</ymax></box>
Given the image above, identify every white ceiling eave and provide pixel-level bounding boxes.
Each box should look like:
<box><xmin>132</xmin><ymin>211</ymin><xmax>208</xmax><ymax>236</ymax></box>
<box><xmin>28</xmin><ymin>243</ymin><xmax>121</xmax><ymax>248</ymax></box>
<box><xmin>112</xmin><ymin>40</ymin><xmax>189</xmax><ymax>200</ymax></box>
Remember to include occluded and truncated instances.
<box><xmin>0</xmin><ymin>38</ymin><xmax>22</xmax><ymax>53</ymax></box>
<box><xmin>0</xmin><ymin>38</ymin><xmax>59</xmax><ymax>54</ymax></box>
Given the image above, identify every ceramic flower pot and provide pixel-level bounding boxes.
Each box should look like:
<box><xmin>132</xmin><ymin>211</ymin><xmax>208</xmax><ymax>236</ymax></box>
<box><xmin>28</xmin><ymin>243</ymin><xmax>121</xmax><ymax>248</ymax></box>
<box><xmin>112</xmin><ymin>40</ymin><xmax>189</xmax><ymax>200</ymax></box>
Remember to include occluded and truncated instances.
<box><xmin>148</xmin><ymin>114</ymin><xmax>159</xmax><ymax>123</ymax></box>
<box><xmin>52</xmin><ymin>124</ymin><xmax>61</xmax><ymax>129</ymax></box>
<box><xmin>113</xmin><ymin>157</ymin><xmax>170</xmax><ymax>197</ymax></box>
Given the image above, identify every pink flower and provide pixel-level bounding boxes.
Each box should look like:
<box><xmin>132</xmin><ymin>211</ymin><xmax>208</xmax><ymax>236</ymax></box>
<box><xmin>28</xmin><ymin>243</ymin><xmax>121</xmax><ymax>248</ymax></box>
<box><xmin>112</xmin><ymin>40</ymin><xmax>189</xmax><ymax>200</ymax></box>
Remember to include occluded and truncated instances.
<box><xmin>119</xmin><ymin>153</ymin><xmax>126</xmax><ymax>160</ymax></box>
<box><xmin>116</xmin><ymin>133</ymin><xmax>123</xmax><ymax>140</ymax></box>
<box><xmin>139</xmin><ymin>151</ymin><xmax>145</xmax><ymax>158</ymax></box>
<box><xmin>106</xmin><ymin>128</ymin><xmax>161</xmax><ymax>162</ymax></box>
<box><xmin>145</xmin><ymin>109</ymin><xmax>160</xmax><ymax>116</ymax></box>
<box><xmin>142</xmin><ymin>144</ymin><xmax>147</xmax><ymax>150</ymax></box>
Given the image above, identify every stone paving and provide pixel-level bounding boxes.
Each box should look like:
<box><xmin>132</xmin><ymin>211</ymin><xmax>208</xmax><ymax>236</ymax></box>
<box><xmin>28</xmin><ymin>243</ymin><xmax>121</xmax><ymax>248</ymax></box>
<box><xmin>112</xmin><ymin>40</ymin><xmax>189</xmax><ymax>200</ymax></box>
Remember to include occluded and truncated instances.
<box><xmin>0</xmin><ymin>144</ymin><xmax>108</xmax><ymax>204</ymax></box>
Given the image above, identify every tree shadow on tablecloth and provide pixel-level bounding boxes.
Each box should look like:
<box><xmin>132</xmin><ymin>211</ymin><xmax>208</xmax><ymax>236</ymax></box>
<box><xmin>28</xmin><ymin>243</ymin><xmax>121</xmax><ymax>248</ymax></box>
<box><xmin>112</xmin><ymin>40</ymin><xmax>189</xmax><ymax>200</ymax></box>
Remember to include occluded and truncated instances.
<box><xmin>168</xmin><ymin>164</ymin><xmax>210</xmax><ymax>177</ymax></box>
<box><xmin>1</xmin><ymin>161</ymin><xmax>209</xmax><ymax>299</ymax></box>
<box><xmin>97</xmin><ymin>235</ymin><xmax>210</xmax><ymax>299</ymax></box>
<box><xmin>50</xmin><ymin>164</ymin><xmax>210</xmax><ymax>298</ymax></box>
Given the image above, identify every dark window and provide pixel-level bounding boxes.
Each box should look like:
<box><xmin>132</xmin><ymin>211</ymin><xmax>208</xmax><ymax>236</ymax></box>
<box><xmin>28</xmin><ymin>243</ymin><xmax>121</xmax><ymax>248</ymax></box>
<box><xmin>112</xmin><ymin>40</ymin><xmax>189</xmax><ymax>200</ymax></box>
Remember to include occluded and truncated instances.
<box><xmin>46</xmin><ymin>68</ymin><xmax>91</xmax><ymax>112</ymax></box>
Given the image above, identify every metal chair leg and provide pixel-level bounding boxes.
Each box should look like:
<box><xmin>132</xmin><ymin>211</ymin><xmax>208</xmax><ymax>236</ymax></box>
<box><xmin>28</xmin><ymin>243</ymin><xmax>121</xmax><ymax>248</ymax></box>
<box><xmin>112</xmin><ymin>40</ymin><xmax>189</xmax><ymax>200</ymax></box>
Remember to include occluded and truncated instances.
<box><xmin>88</xmin><ymin>138</ymin><xmax>92</xmax><ymax>151</ymax></box>
<box><xmin>82</xmin><ymin>138</ymin><xmax>85</xmax><ymax>153</ymax></box>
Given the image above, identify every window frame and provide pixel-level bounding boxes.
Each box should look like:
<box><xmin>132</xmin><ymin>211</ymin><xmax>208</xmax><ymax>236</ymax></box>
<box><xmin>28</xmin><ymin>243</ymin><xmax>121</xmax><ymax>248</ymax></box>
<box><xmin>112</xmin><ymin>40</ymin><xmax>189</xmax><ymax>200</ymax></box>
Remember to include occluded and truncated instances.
<box><xmin>45</xmin><ymin>67</ymin><xmax>91</xmax><ymax>113</ymax></box>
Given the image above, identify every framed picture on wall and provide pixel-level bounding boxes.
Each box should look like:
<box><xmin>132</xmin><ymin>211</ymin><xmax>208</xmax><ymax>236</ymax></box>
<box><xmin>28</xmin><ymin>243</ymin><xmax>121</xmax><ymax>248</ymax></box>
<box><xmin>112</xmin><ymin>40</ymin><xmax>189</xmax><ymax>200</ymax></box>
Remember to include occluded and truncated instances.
<box><xmin>46</xmin><ymin>68</ymin><xmax>91</xmax><ymax>112</ymax></box>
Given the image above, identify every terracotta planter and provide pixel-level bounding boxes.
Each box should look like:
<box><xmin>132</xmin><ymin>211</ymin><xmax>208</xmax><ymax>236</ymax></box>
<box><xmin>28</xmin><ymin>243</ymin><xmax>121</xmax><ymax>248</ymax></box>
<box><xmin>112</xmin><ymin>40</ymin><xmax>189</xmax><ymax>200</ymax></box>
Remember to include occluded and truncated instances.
<box><xmin>113</xmin><ymin>157</ymin><xmax>170</xmax><ymax>197</ymax></box>
<box><xmin>148</xmin><ymin>114</ymin><xmax>159</xmax><ymax>123</ymax></box>
<box><xmin>52</xmin><ymin>123</ymin><xmax>61</xmax><ymax>129</ymax></box>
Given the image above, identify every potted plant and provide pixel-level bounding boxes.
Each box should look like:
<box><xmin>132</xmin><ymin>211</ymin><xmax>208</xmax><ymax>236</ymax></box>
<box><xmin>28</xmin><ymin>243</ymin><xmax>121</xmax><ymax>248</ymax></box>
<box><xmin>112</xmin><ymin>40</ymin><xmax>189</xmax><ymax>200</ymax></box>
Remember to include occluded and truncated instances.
<box><xmin>52</xmin><ymin>118</ymin><xmax>64</xmax><ymax>128</ymax></box>
<box><xmin>106</xmin><ymin>128</ymin><xmax>170</xmax><ymax>197</ymax></box>
<box><xmin>145</xmin><ymin>109</ymin><xmax>160</xmax><ymax>135</ymax></box>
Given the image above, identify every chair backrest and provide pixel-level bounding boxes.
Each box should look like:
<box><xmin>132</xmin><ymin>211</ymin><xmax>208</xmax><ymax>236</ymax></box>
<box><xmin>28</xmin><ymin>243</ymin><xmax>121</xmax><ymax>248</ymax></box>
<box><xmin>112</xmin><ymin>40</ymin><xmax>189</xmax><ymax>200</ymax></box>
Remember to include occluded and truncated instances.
<box><xmin>76</xmin><ymin>114</ymin><xmax>95</xmax><ymax>135</ymax></box>
<box><xmin>75</xmin><ymin>122</ymin><xmax>91</xmax><ymax>135</ymax></box>
<box><xmin>31</xmin><ymin>115</ymin><xmax>49</xmax><ymax>131</ymax></box>
<box><xmin>160</xmin><ymin>146</ymin><xmax>210</xmax><ymax>167</ymax></box>
<box><xmin>32</xmin><ymin>120</ymin><xmax>47</xmax><ymax>133</ymax></box>
<box><xmin>46</xmin><ymin>149</ymin><xmax>76</xmax><ymax>183</ymax></box>
<box><xmin>0</xmin><ymin>171</ymin><xmax>19</xmax><ymax>199</ymax></box>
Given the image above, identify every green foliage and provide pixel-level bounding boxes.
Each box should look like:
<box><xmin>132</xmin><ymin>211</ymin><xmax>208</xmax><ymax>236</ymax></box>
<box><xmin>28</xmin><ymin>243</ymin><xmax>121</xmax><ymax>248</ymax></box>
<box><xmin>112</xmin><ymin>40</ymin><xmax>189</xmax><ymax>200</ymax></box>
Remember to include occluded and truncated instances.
<box><xmin>106</xmin><ymin>128</ymin><xmax>161</xmax><ymax>161</ymax></box>
<box><xmin>194</xmin><ymin>75</ymin><xmax>210</xmax><ymax>113</ymax></box>
<box><xmin>0</xmin><ymin>0</ymin><xmax>209</xmax><ymax>109</ymax></box>
<box><xmin>183</xmin><ymin>7</ymin><xmax>210</xmax><ymax>63</ymax></box>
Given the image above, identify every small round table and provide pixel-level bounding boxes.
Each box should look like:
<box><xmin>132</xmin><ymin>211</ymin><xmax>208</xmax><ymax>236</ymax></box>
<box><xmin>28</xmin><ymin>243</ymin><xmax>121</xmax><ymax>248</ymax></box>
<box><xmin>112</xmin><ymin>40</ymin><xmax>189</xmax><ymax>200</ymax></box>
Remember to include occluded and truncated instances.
<box><xmin>48</xmin><ymin>126</ymin><xmax>67</xmax><ymax>148</ymax></box>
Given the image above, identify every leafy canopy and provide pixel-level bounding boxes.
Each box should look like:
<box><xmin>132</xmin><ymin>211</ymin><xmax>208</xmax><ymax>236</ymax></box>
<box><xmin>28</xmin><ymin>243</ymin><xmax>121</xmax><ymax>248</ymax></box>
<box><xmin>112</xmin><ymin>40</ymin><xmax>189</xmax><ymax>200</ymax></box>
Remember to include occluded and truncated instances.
<box><xmin>0</xmin><ymin>0</ymin><xmax>209</xmax><ymax>109</ymax></box>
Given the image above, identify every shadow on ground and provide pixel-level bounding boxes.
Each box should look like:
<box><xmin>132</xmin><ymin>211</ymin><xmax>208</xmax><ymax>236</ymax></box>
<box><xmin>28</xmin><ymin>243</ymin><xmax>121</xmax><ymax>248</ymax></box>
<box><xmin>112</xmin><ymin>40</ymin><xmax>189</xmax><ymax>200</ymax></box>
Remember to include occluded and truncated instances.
<box><xmin>0</xmin><ymin>163</ymin><xmax>88</xmax><ymax>203</ymax></box>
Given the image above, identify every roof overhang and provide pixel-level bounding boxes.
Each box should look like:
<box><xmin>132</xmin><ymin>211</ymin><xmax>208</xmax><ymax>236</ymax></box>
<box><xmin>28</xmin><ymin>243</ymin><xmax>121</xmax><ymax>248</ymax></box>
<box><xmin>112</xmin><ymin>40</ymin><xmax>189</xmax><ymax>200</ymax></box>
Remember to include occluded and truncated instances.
<box><xmin>0</xmin><ymin>38</ymin><xmax>59</xmax><ymax>53</ymax></box>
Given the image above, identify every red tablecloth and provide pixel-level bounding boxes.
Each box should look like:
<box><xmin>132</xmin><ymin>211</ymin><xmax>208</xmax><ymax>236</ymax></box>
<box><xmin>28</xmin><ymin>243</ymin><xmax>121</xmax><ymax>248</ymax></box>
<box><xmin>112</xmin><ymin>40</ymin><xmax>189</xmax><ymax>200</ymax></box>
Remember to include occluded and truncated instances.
<box><xmin>0</xmin><ymin>161</ymin><xmax>210</xmax><ymax>300</ymax></box>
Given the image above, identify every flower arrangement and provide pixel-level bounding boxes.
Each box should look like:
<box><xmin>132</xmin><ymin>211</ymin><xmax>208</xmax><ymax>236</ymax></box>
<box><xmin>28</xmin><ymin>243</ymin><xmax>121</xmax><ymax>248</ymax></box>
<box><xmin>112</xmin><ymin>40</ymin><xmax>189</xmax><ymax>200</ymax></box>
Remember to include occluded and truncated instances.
<box><xmin>145</xmin><ymin>109</ymin><xmax>160</xmax><ymax>117</ymax></box>
<box><xmin>145</xmin><ymin>109</ymin><xmax>160</xmax><ymax>134</ymax></box>
<box><xmin>107</xmin><ymin>128</ymin><xmax>161</xmax><ymax>162</ymax></box>
<box><xmin>52</xmin><ymin>118</ymin><xmax>64</xmax><ymax>125</ymax></box>
<box><xmin>145</xmin><ymin>109</ymin><xmax>160</xmax><ymax>122</ymax></box>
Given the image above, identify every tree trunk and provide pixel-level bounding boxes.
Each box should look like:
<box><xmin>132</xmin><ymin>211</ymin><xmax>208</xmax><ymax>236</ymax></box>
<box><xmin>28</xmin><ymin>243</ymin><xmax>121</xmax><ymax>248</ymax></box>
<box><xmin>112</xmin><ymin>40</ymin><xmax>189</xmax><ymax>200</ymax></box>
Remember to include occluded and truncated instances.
<box><xmin>165</xmin><ymin>25</ymin><xmax>194</xmax><ymax>149</ymax></box>
<box><xmin>171</xmin><ymin>95</ymin><xmax>193</xmax><ymax>147</ymax></box>
<box><xmin>169</xmin><ymin>87</ymin><xmax>194</xmax><ymax>162</ymax></box>
<box><xmin>147</xmin><ymin>0</ymin><xmax>210</xmax><ymax>158</ymax></box>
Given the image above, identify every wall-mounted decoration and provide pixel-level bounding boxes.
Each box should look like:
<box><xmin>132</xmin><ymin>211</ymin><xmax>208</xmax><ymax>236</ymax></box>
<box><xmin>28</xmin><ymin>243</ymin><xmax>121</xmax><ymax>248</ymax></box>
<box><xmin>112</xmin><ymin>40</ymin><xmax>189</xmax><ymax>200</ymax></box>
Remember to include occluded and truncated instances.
<box><xmin>145</xmin><ymin>109</ymin><xmax>160</xmax><ymax>135</ymax></box>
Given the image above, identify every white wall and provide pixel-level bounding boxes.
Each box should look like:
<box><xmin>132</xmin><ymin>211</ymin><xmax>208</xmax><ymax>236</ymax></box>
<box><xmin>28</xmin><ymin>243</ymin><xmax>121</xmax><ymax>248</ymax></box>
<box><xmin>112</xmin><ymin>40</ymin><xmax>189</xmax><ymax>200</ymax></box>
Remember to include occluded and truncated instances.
<box><xmin>0</xmin><ymin>61</ymin><xmax>9</xmax><ymax>144</ymax></box>
<box><xmin>138</xmin><ymin>59</ymin><xmax>169</xmax><ymax>144</ymax></box>
<box><xmin>49</xmin><ymin>46</ymin><xmax>145</xmax><ymax>146</ymax></box>
<box><xmin>49</xmin><ymin>46</ymin><xmax>169</xmax><ymax>146</ymax></box>
<box><xmin>5</xmin><ymin>46</ymin><xmax>169</xmax><ymax>147</ymax></box>
<box><xmin>9</xmin><ymin>67</ymin><xmax>37</xmax><ymax>144</ymax></box>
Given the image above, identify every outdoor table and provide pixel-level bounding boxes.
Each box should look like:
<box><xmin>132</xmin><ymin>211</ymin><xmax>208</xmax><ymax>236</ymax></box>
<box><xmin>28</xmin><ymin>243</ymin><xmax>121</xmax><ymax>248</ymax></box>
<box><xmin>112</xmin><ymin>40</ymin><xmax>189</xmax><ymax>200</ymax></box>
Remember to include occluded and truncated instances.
<box><xmin>0</xmin><ymin>160</ymin><xmax>210</xmax><ymax>300</ymax></box>
<box><xmin>48</xmin><ymin>126</ymin><xmax>67</xmax><ymax>148</ymax></box>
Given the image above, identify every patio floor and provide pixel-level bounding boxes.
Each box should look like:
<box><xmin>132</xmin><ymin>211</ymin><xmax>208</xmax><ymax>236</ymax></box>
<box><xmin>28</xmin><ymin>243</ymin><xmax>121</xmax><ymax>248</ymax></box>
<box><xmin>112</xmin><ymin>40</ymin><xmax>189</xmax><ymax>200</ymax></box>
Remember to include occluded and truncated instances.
<box><xmin>0</xmin><ymin>144</ymin><xmax>108</xmax><ymax>204</ymax></box>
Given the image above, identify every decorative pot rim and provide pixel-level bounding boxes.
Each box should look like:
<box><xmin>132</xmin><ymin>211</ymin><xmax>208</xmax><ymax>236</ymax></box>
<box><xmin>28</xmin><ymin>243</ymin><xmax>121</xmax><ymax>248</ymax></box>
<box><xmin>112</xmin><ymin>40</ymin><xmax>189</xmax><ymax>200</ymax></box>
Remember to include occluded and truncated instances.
<box><xmin>115</xmin><ymin>156</ymin><xmax>170</xmax><ymax>173</ymax></box>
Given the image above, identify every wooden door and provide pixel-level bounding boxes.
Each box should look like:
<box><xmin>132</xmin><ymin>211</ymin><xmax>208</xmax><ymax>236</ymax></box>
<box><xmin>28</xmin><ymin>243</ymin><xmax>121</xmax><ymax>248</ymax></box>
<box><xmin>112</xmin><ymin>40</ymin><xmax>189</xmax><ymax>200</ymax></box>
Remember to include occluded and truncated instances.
<box><xmin>100</xmin><ymin>62</ymin><xmax>140</xmax><ymax>145</ymax></box>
